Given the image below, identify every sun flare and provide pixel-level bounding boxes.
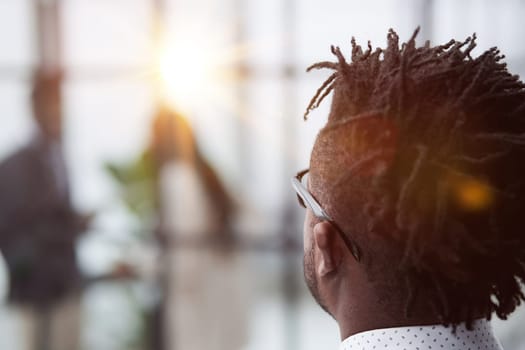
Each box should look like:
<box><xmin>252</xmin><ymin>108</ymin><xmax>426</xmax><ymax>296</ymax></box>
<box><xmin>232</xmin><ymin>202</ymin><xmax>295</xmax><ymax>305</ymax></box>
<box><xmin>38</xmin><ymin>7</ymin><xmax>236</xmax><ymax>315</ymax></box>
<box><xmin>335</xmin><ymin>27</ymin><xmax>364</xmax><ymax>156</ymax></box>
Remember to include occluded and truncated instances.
<box><xmin>154</xmin><ymin>24</ymin><xmax>244</xmax><ymax>115</ymax></box>
<box><xmin>158</xmin><ymin>40</ymin><xmax>213</xmax><ymax>111</ymax></box>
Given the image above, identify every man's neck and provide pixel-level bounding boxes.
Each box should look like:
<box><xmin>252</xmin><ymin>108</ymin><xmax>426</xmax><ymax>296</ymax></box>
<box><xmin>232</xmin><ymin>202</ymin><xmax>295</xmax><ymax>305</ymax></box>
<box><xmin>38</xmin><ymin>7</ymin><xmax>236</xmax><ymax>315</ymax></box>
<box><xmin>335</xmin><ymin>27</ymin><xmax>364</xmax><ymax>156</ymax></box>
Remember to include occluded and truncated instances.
<box><xmin>333</xmin><ymin>277</ymin><xmax>443</xmax><ymax>340</ymax></box>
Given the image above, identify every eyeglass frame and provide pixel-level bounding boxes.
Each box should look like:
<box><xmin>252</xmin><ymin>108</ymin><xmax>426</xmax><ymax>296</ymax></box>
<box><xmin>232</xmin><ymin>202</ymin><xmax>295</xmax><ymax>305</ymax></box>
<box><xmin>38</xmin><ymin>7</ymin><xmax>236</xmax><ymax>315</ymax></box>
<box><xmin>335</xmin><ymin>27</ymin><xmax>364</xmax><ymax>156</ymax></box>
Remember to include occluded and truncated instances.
<box><xmin>291</xmin><ymin>169</ymin><xmax>361</xmax><ymax>262</ymax></box>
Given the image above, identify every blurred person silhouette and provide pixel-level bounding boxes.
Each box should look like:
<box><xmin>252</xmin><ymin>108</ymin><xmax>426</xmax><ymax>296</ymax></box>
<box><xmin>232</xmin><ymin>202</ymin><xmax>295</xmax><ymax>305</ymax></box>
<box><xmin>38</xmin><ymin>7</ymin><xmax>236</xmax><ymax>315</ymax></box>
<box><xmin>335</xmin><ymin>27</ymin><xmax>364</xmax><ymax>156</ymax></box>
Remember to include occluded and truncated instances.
<box><xmin>293</xmin><ymin>28</ymin><xmax>525</xmax><ymax>350</ymax></box>
<box><xmin>151</xmin><ymin>107</ymin><xmax>234</xmax><ymax>238</ymax></box>
<box><xmin>152</xmin><ymin>107</ymin><xmax>248</xmax><ymax>350</ymax></box>
<box><xmin>107</xmin><ymin>106</ymin><xmax>234</xmax><ymax>239</ymax></box>
<box><xmin>106</xmin><ymin>106</ymin><xmax>248</xmax><ymax>350</ymax></box>
<box><xmin>0</xmin><ymin>70</ymin><xmax>88</xmax><ymax>350</ymax></box>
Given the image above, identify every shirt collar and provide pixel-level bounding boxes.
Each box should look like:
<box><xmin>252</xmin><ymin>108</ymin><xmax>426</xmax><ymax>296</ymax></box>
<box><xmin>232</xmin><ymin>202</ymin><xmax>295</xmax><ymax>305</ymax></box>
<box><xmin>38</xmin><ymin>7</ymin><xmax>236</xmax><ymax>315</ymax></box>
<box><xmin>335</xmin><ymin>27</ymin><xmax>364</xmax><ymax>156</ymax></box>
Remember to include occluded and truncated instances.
<box><xmin>339</xmin><ymin>319</ymin><xmax>502</xmax><ymax>350</ymax></box>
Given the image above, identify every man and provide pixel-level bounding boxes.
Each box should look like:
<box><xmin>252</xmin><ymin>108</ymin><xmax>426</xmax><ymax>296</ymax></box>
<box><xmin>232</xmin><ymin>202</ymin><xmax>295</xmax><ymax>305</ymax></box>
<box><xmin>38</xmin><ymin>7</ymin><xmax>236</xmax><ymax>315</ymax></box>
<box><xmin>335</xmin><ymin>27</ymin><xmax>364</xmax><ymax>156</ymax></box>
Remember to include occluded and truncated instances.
<box><xmin>0</xmin><ymin>71</ymin><xmax>87</xmax><ymax>350</ymax></box>
<box><xmin>292</xmin><ymin>28</ymin><xmax>525</xmax><ymax>350</ymax></box>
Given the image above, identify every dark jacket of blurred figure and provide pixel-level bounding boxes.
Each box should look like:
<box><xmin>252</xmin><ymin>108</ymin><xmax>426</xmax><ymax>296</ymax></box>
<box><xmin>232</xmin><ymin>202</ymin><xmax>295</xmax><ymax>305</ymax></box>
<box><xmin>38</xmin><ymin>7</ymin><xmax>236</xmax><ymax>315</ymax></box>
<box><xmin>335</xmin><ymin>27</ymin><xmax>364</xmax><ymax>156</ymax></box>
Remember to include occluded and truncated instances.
<box><xmin>0</xmin><ymin>72</ymin><xmax>85</xmax><ymax>309</ymax></box>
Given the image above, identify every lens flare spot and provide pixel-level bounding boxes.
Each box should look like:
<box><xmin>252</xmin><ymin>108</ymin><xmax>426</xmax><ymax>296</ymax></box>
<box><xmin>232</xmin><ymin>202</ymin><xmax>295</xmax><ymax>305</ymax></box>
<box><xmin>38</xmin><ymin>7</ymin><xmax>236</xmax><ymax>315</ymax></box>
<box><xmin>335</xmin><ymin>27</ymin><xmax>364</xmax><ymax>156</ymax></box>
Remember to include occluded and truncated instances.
<box><xmin>455</xmin><ymin>179</ymin><xmax>493</xmax><ymax>211</ymax></box>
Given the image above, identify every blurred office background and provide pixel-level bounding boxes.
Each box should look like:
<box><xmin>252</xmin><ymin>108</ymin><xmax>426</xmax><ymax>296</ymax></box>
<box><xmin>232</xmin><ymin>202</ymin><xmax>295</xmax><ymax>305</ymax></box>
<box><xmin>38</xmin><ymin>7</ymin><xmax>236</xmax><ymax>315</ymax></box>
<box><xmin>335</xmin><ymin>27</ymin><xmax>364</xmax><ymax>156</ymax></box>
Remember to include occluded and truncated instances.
<box><xmin>0</xmin><ymin>0</ymin><xmax>525</xmax><ymax>349</ymax></box>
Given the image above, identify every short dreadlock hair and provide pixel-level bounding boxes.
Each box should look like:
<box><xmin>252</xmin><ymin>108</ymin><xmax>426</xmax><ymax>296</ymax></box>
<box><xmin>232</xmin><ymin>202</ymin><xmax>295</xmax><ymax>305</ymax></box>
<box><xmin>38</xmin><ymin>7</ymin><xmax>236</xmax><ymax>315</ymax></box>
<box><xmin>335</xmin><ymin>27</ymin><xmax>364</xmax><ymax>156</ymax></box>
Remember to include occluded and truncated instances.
<box><xmin>305</xmin><ymin>28</ymin><xmax>525</xmax><ymax>328</ymax></box>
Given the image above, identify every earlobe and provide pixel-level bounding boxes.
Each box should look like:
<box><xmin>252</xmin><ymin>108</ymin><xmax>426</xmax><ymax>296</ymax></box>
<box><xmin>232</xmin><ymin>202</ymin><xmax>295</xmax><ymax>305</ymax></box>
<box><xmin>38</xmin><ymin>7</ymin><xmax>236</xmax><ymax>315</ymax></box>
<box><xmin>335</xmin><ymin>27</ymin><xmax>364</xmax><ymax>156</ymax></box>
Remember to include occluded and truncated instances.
<box><xmin>313</xmin><ymin>221</ymin><xmax>343</xmax><ymax>277</ymax></box>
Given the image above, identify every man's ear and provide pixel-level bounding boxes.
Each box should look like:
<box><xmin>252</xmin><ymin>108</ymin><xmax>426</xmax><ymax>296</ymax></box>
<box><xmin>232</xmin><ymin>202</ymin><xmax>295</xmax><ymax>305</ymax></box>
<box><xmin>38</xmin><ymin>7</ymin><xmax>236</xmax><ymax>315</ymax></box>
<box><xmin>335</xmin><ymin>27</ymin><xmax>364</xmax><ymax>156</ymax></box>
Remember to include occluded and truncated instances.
<box><xmin>313</xmin><ymin>221</ymin><xmax>344</xmax><ymax>277</ymax></box>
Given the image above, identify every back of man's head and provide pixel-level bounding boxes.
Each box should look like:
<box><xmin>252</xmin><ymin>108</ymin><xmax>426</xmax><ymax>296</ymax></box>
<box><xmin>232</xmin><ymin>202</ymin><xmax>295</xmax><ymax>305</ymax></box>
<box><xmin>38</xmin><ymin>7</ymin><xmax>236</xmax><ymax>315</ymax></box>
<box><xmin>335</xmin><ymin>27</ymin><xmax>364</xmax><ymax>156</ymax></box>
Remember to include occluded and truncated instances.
<box><xmin>306</xmin><ymin>28</ymin><xmax>525</xmax><ymax>328</ymax></box>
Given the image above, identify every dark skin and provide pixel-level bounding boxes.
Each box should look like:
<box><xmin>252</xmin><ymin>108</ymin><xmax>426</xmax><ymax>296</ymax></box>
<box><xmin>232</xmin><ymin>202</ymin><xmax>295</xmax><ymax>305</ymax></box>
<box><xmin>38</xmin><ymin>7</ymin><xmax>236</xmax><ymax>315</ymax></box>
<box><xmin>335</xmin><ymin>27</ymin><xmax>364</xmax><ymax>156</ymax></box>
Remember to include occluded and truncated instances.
<box><xmin>303</xmin><ymin>203</ymin><xmax>447</xmax><ymax>340</ymax></box>
<box><xmin>303</xmin><ymin>114</ymin><xmax>491</xmax><ymax>338</ymax></box>
<box><xmin>304</xmin><ymin>143</ymin><xmax>477</xmax><ymax>340</ymax></box>
<box><xmin>301</xmin><ymin>93</ymin><xmax>503</xmax><ymax>337</ymax></box>
<box><xmin>301</xmin><ymin>28</ymin><xmax>525</xmax><ymax>334</ymax></box>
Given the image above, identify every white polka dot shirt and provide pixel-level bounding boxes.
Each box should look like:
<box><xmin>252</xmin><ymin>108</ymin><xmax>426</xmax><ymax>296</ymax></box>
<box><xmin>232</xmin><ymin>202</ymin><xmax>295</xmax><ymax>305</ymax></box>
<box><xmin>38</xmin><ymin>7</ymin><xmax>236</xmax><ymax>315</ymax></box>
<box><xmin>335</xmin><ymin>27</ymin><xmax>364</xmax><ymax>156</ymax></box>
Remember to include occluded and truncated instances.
<box><xmin>340</xmin><ymin>320</ymin><xmax>503</xmax><ymax>350</ymax></box>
